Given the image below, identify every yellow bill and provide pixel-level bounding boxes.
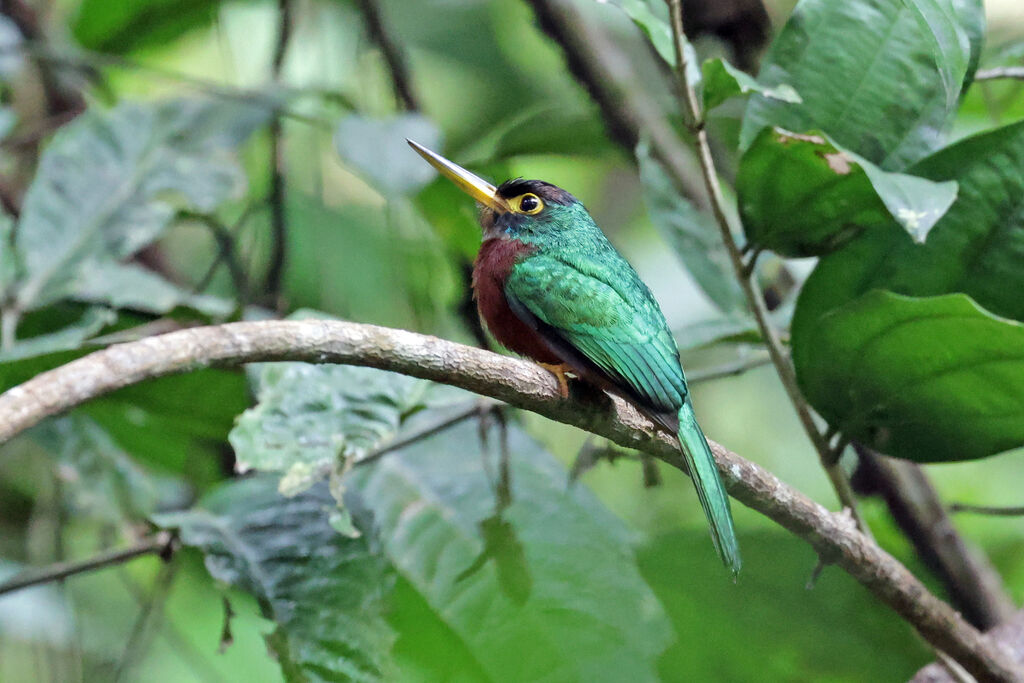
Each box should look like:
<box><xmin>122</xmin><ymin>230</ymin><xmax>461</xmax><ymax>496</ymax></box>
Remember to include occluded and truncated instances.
<box><xmin>406</xmin><ymin>139</ymin><xmax>511</xmax><ymax>213</ymax></box>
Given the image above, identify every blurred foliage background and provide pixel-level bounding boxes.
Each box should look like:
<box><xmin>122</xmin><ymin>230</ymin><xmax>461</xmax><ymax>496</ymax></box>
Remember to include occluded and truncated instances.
<box><xmin>0</xmin><ymin>0</ymin><xmax>1023</xmax><ymax>681</ymax></box>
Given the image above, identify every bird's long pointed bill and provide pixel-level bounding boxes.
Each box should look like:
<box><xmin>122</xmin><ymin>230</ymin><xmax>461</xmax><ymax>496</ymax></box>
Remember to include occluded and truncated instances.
<box><xmin>406</xmin><ymin>139</ymin><xmax>510</xmax><ymax>212</ymax></box>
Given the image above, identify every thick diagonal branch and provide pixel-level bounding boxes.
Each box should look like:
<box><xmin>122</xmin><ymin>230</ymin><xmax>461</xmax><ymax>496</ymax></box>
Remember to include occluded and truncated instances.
<box><xmin>854</xmin><ymin>445</ymin><xmax>1015</xmax><ymax>630</ymax></box>
<box><xmin>0</xmin><ymin>320</ymin><xmax>1019</xmax><ymax>681</ymax></box>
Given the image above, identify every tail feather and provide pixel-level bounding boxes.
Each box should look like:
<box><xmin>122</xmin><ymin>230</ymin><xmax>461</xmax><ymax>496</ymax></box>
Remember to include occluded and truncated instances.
<box><xmin>677</xmin><ymin>400</ymin><xmax>741</xmax><ymax>575</ymax></box>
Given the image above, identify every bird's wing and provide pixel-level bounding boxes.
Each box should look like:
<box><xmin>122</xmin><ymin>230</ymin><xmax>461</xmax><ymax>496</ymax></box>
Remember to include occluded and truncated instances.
<box><xmin>505</xmin><ymin>253</ymin><xmax>687</xmax><ymax>414</ymax></box>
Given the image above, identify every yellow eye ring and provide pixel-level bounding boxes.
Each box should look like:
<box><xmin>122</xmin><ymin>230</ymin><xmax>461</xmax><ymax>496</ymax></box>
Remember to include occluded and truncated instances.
<box><xmin>516</xmin><ymin>193</ymin><xmax>544</xmax><ymax>215</ymax></box>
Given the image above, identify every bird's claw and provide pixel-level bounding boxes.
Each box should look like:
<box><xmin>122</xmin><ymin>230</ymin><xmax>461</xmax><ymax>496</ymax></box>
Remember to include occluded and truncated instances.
<box><xmin>538</xmin><ymin>362</ymin><xmax>572</xmax><ymax>398</ymax></box>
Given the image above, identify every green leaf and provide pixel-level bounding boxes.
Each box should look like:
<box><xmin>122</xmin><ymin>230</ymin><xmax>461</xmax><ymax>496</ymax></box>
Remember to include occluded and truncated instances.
<box><xmin>346</xmin><ymin>421</ymin><xmax>673</xmax><ymax>682</ymax></box>
<box><xmin>73</xmin><ymin>262</ymin><xmax>233</xmax><ymax>317</ymax></box>
<box><xmin>791</xmin><ymin>118</ymin><xmax>1024</xmax><ymax>337</ymax></box>
<box><xmin>701</xmin><ymin>58</ymin><xmax>800</xmax><ymax>112</ymax></box>
<box><xmin>0</xmin><ymin>307</ymin><xmax>115</xmax><ymax>363</ymax></box>
<box><xmin>230</xmin><ymin>328</ymin><xmax>462</xmax><ymax>494</ymax></box>
<box><xmin>796</xmin><ymin>291</ymin><xmax>1024</xmax><ymax>462</ymax></box>
<box><xmin>72</xmin><ymin>0</ymin><xmax>227</xmax><ymax>54</ymax></box>
<box><xmin>11</xmin><ymin>99</ymin><xmax>267</xmax><ymax>313</ymax></box>
<box><xmin>602</xmin><ymin>0</ymin><xmax>675</xmax><ymax>65</ymax></box>
<box><xmin>737</xmin><ymin>128</ymin><xmax>957</xmax><ymax>256</ymax></box>
<box><xmin>858</xmin><ymin>153</ymin><xmax>957</xmax><ymax>243</ymax></box>
<box><xmin>636</xmin><ymin>140</ymin><xmax>745</xmax><ymax>312</ymax></box>
<box><xmin>155</xmin><ymin>476</ymin><xmax>396</xmax><ymax>682</ymax></box>
<box><xmin>741</xmin><ymin>0</ymin><xmax>982</xmax><ymax>169</ymax></box>
<box><xmin>335</xmin><ymin>114</ymin><xmax>443</xmax><ymax>195</ymax></box>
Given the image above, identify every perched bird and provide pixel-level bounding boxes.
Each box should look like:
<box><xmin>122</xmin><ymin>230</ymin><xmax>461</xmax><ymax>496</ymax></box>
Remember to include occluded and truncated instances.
<box><xmin>408</xmin><ymin>140</ymin><xmax>740</xmax><ymax>574</ymax></box>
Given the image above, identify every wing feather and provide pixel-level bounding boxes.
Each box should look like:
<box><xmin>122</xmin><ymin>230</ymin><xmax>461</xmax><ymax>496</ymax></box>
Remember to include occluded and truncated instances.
<box><xmin>505</xmin><ymin>253</ymin><xmax>687</xmax><ymax>413</ymax></box>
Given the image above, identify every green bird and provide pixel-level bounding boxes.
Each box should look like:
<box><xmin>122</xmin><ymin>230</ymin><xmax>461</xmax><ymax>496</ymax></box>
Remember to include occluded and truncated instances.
<box><xmin>409</xmin><ymin>140</ymin><xmax>741</xmax><ymax>574</ymax></box>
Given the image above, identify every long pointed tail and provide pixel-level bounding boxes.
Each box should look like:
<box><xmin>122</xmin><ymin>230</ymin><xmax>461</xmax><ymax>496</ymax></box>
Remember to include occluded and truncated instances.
<box><xmin>677</xmin><ymin>400</ymin><xmax>741</xmax><ymax>575</ymax></box>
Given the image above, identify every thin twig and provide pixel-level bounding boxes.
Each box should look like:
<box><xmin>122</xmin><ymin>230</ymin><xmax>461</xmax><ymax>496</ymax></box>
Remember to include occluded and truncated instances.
<box><xmin>687</xmin><ymin>352</ymin><xmax>772</xmax><ymax>384</ymax></box>
<box><xmin>114</xmin><ymin>556</ymin><xmax>179</xmax><ymax>682</ymax></box>
<box><xmin>950</xmin><ymin>503</ymin><xmax>1024</xmax><ymax>517</ymax></box>
<box><xmin>0</xmin><ymin>321</ymin><xmax>1018</xmax><ymax>680</ymax></box>
<box><xmin>974</xmin><ymin>67</ymin><xmax>1024</xmax><ymax>82</ymax></box>
<box><xmin>180</xmin><ymin>210</ymin><xmax>252</xmax><ymax>302</ymax></box>
<box><xmin>355</xmin><ymin>399</ymin><xmax>496</xmax><ymax>467</ymax></box>
<box><xmin>665</xmin><ymin>0</ymin><xmax>872</xmax><ymax>537</ymax></box>
<box><xmin>355</xmin><ymin>0</ymin><xmax>419</xmax><ymax>110</ymax></box>
<box><xmin>117</xmin><ymin>567</ymin><xmax>223</xmax><ymax>683</ymax></box>
<box><xmin>0</xmin><ymin>532</ymin><xmax>174</xmax><ymax>597</ymax></box>
<box><xmin>264</xmin><ymin>0</ymin><xmax>292</xmax><ymax>310</ymax></box>
<box><xmin>0</xmin><ymin>0</ymin><xmax>86</xmax><ymax>119</ymax></box>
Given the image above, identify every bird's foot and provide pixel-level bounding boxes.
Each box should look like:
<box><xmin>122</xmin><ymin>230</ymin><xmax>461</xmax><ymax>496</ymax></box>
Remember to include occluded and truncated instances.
<box><xmin>538</xmin><ymin>362</ymin><xmax>573</xmax><ymax>398</ymax></box>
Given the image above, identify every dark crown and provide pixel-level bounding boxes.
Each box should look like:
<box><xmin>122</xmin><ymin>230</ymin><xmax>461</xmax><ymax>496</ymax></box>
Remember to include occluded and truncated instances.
<box><xmin>496</xmin><ymin>178</ymin><xmax>577</xmax><ymax>206</ymax></box>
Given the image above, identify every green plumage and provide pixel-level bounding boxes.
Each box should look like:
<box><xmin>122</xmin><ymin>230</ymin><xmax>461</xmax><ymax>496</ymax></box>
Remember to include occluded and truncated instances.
<box><xmin>503</xmin><ymin>201</ymin><xmax>741</xmax><ymax>574</ymax></box>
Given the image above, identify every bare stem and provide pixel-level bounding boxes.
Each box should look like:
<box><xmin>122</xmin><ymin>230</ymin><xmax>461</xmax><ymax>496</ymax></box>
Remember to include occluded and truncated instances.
<box><xmin>950</xmin><ymin>504</ymin><xmax>1024</xmax><ymax>517</ymax></box>
<box><xmin>0</xmin><ymin>532</ymin><xmax>174</xmax><ymax>597</ymax></box>
<box><xmin>665</xmin><ymin>0</ymin><xmax>871</xmax><ymax>536</ymax></box>
<box><xmin>355</xmin><ymin>0</ymin><xmax>419</xmax><ymax>110</ymax></box>
<box><xmin>264</xmin><ymin>0</ymin><xmax>292</xmax><ymax>310</ymax></box>
<box><xmin>0</xmin><ymin>320</ymin><xmax>1018</xmax><ymax>680</ymax></box>
<box><xmin>686</xmin><ymin>352</ymin><xmax>772</xmax><ymax>384</ymax></box>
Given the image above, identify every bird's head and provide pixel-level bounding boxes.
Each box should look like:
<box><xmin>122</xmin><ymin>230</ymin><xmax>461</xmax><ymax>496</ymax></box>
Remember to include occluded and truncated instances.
<box><xmin>408</xmin><ymin>139</ymin><xmax>582</xmax><ymax>242</ymax></box>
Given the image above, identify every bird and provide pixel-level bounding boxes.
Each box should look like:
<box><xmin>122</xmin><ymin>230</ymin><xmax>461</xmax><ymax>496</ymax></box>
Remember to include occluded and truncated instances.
<box><xmin>408</xmin><ymin>139</ymin><xmax>740</xmax><ymax>575</ymax></box>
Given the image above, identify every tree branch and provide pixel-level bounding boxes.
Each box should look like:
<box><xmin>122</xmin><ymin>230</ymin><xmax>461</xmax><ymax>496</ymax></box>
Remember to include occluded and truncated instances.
<box><xmin>854</xmin><ymin>445</ymin><xmax>1016</xmax><ymax>630</ymax></box>
<box><xmin>914</xmin><ymin>610</ymin><xmax>1024</xmax><ymax>683</ymax></box>
<box><xmin>0</xmin><ymin>320</ymin><xmax>1018</xmax><ymax>680</ymax></box>
<box><xmin>0</xmin><ymin>532</ymin><xmax>174</xmax><ymax>597</ymax></box>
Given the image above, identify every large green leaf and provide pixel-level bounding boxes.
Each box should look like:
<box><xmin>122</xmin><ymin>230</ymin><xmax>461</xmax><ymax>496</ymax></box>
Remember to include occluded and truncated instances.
<box><xmin>741</xmin><ymin>0</ymin><xmax>982</xmax><ymax>169</ymax></box>
<box><xmin>346</xmin><ymin>421</ymin><xmax>674</xmax><ymax>682</ymax></box>
<box><xmin>791</xmin><ymin>118</ymin><xmax>1024</xmax><ymax>337</ymax></box>
<box><xmin>230</xmin><ymin>359</ymin><xmax>451</xmax><ymax>494</ymax></box>
<box><xmin>796</xmin><ymin>291</ymin><xmax>1024</xmax><ymax>462</ymax></box>
<box><xmin>11</xmin><ymin>99</ymin><xmax>267</xmax><ymax>313</ymax></box>
<box><xmin>155</xmin><ymin>476</ymin><xmax>396</xmax><ymax>682</ymax></box>
<box><xmin>737</xmin><ymin>128</ymin><xmax>957</xmax><ymax>256</ymax></box>
<box><xmin>636</xmin><ymin>140</ymin><xmax>745</xmax><ymax>312</ymax></box>
<box><xmin>72</xmin><ymin>0</ymin><xmax>229</xmax><ymax>54</ymax></box>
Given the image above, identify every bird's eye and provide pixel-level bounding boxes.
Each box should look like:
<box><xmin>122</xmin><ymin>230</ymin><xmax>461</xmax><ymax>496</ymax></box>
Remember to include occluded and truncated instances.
<box><xmin>518</xmin><ymin>193</ymin><xmax>543</xmax><ymax>215</ymax></box>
